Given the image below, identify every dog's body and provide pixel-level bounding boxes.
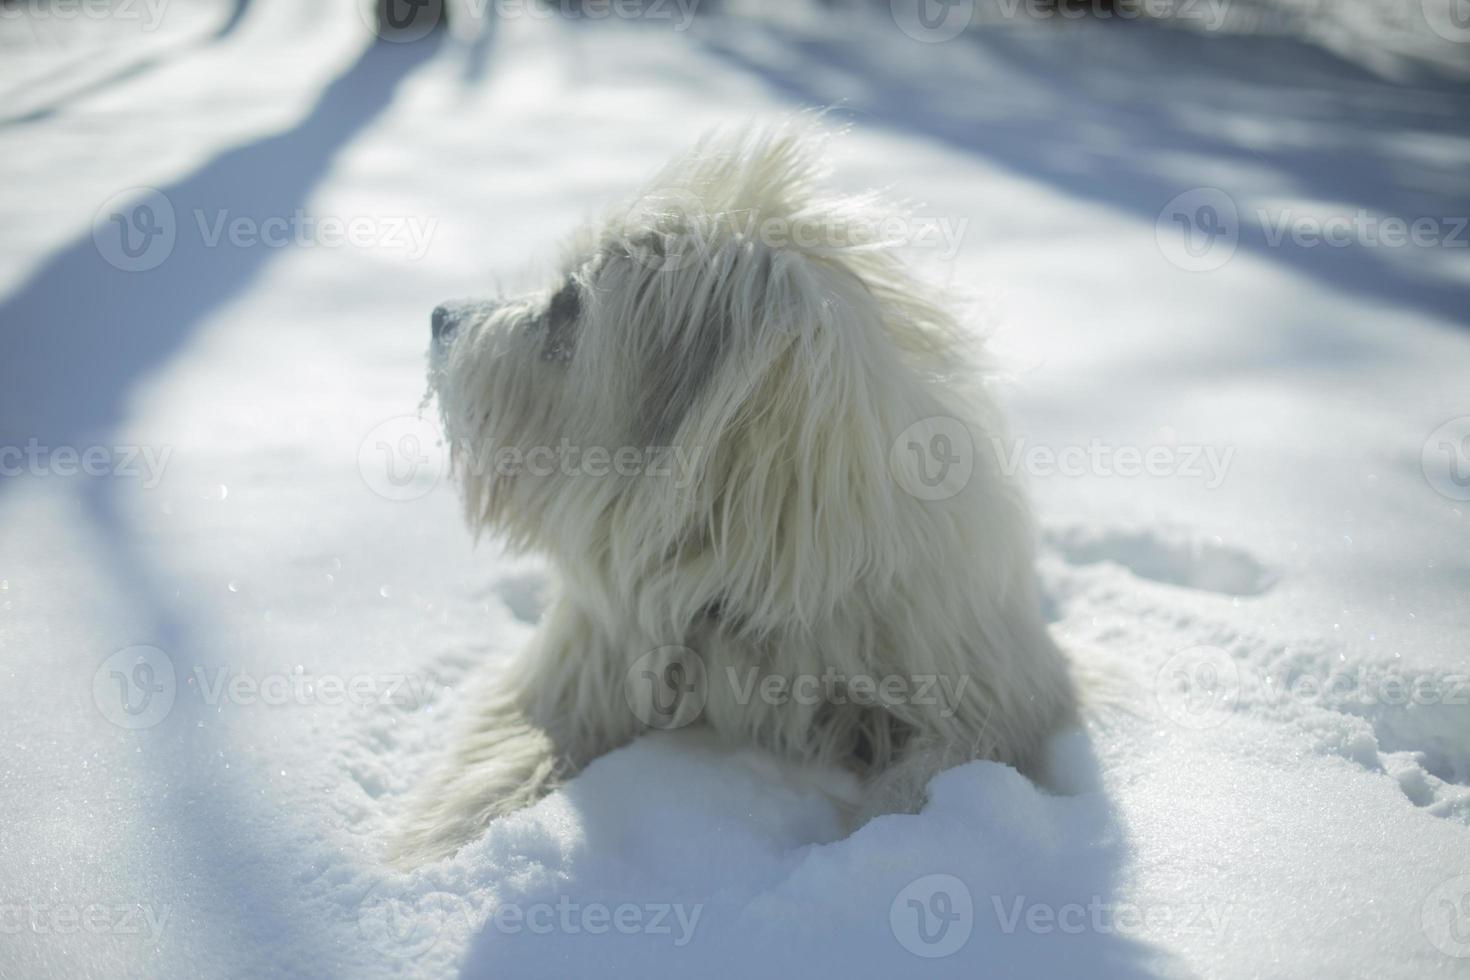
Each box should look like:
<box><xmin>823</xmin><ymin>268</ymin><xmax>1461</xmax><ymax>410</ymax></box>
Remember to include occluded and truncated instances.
<box><xmin>392</xmin><ymin>122</ymin><xmax>1075</xmax><ymax>866</ymax></box>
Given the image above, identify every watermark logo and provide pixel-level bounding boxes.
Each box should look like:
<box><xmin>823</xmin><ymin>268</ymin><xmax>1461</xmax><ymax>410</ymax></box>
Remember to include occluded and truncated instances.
<box><xmin>892</xmin><ymin>426</ymin><xmax>1236</xmax><ymax>497</ymax></box>
<box><xmin>625</xmin><ymin>654</ymin><xmax>973</xmax><ymax>727</ymax></box>
<box><xmin>1423</xmin><ymin>874</ymin><xmax>1470</xmax><ymax>958</ymax></box>
<box><xmin>990</xmin><ymin>436</ymin><xmax>1234</xmax><ymax>489</ymax></box>
<box><xmin>1258</xmin><ymin>209</ymin><xmax>1468</xmax><ymax>250</ymax></box>
<box><xmin>1156</xmin><ymin>187</ymin><xmax>1239</xmax><ymax>272</ymax></box>
<box><xmin>94</xmin><ymin>648</ymin><xmax>445</xmax><ymax>729</ymax></box>
<box><xmin>1423</xmin><ymin>416</ymin><xmax>1470</xmax><ymax>502</ymax></box>
<box><xmin>192</xmin><ymin>209</ymin><xmax>438</xmax><ymax>259</ymax></box>
<box><xmin>358</xmin><ymin>886</ymin><xmax>702</xmax><ymax>959</ymax></box>
<box><xmin>363</xmin><ymin>0</ymin><xmax>702</xmax><ymax>40</ymax></box>
<box><xmin>1156</xmin><ymin>660</ymin><xmax>1468</xmax><ymax>724</ymax></box>
<box><xmin>1155</xmin><ymin>645</ymin><xmax>1240</xmax><ymax>730</ymax></box>
<box><xmin>93</xmin><ymin>187</ymin><xmax>176</xmax><ymax>273</ymax></box>
<box><xmin>0</xmin><ymin>901</ymin><xmax>170</xmax><ymax>941</ymax></box>
<box><xmin>1159</xmin><ymin>188</ymin><xmax>1468</xmax><ymax>272</ymax></box>
<box><xmin>891</xmin><ymin>416</ymin><xmax>976</xmax><ymax>501</ymax></box>
<box><xmin>890</xmin><ymin>0</ymin><xmax>973</xmax><ymax>42</ymax></box>
<box><xmin>359</xmin><ymin>416</ymin><xmax>450</xmax><ymax>502</ymax></box>
<box><xmin>614</xmin><ymin>187</ymin><xmax>969</xmax><ymax>274</ymax></box>
<box><xmin>992</xmin><ymin>895</ymin><xmax>1230</xmax><ymax>940</ymax></box>
<box><xmin>93</xmin><ymin>188</ymin><xmax>437</xmax><ymax>270</ymax></box>
<box><xmin>625</xmin><ymin>646</ymin><xmax>707</xmax><ymax>730</ymax></box>
<box><xmin>891</xmin><ymin>874</ymin><xmax>974</xmax><ymax>958</ymax></box>
<box><xmin>92</xmin><ymin>645</ymin><xmax>177</xmax><ymax>730</ymax></box>
<box><xmin>617</xmin><ymin>185</ymin><xmax>713</xmax><ymax>274</ymax></box>
<box><xmin>725</xmin><ymin>667</ymin><xmax>971</xmax><ymax>717</ymax></box>
<box><xmin>1245</xmin><ymin>666</ymin><xmax>1466</xmax><ymax>710</ymax></box>
<box><xmin>358</xmin><ymin>882</ymin><xmax>460</xmax><ymax>960</ymax></box>
<box><xmin>0</xmin><ymin>0</ymin><xmax>173</xmax><ymax>46</ymax></box>
<box><xmin>499</xmin><ymin>0</ymin><xmax>701</xmax><ymax>31</ymax></box>
<box><xmin>0</xmin><ymin>439</ymin><xmax>172</xmax><ymax>487</ymax></box>
<box><xmin>462</xmin><ymin>441</ymin><xmax>702</xmax><ymax>487</ymax></box>
<box><xmin>988</xmin><ymin>0</ymin><xmax>1229</xmax><ymax>29</ymax></box>
<box><xmin>190</xmin><ymin>667</ymin><xmax>444</xmax><ymax>710</ymax></box>
<box><xmin>360</xmin><ymin>0</ymin><xmax>446</xmax><ymax>42</ymax></box>
<box><xmin>1423</xmin><ymin>0</ymin><xmax>1470</xmax><ymax>43</ymax></box>
<box><xmin>372</xmin><ymin>423</ymin><xmax>707</xmax><ymax>501</ymax></box>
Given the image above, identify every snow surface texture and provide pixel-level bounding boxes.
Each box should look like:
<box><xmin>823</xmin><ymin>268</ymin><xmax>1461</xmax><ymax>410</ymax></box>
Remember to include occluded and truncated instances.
<box><xmin>1</xmin><ymin>2</ymin><xmax>1468</xmax><ymax>978</ymax></box>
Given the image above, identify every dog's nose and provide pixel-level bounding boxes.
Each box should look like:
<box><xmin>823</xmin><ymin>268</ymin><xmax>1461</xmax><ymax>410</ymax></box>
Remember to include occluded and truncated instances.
<box><xmin>433</xmin><ymin>298</ymin><xmax>496</xmax><ymax>345</ymax></box>
<box><xmin>431</xmin><ymin>303</ymin><xmax>456</xmax><ymax>343</ymax></box>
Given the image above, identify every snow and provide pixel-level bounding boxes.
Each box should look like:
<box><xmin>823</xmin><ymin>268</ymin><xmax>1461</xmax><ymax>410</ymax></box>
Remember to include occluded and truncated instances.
<box><xmin>1</xmin><ymin>2</ymin><xmax>1468</xmax><ymax>978</ymax></box>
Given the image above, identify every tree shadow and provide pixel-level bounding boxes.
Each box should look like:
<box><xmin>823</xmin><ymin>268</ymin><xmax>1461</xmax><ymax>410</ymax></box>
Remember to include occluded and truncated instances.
<box><xmin>2</xmin><ymin>0</ymin><xmax>258</xmax><ymax>128</ymax></box>
<box><xmin>697</xmin><ymin>19</ymin><xmax>1470</xmax><ymax>329</ymax></box>
<box><xmin>0</xmin><ymin>31</ymin><xmax>444</xmax><ymax>449</ymax></box>
<box><xmin>0</xmin><ymin>27</ymin><xmax>447</xmax><ymax>970</ymax></box>
<box><xmin>458</xmin><ymin>0</ymin><xmax>498</xmax><ymax>88</ymax></box>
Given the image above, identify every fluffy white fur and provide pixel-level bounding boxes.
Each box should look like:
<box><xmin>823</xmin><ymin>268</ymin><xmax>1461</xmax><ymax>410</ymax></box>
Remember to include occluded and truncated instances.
<box><xmin>391</xmin><ymin>121</ymin><xmax>1076</xmax><ymax>866</ymax></box>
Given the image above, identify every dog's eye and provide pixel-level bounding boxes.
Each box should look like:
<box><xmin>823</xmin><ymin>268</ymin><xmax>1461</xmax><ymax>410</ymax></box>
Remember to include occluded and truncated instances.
<box><xmin>541</xmin><ymin>280</ymin><xmax>581</xmax><ymax>363</ymax></box>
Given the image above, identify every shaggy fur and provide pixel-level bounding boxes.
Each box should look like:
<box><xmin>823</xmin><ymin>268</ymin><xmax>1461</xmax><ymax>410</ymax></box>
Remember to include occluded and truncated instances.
<box><xmin>391</xmin><ymin>121</ymin><xmax>1076</xmax><ymax>866</ymax></box>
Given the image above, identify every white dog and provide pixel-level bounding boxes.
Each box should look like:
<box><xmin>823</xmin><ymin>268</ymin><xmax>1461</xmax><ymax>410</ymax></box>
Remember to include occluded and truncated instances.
<box><xmin>392</xmin><ymin>121</ymin><xmax>1076</xmax><ymax>866</ymax></box>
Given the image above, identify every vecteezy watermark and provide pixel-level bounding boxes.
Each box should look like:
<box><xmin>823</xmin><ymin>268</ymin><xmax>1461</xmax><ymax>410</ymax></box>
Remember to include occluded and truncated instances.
<box><xmin>93</xmin><ymin>646</ymin><xmax>177</xmax><ymax>730</ymax></box>
<box><xmin>486</xmin><ymin>0</ymin><xmax>701</xmax><ymax>29</ymax></box>
<box><xmin>0</xmin><ymin>439</ymin><xmax>172</xmax><ymax>488</ymax></box>
<box><xmin>1203</xmin><ymin>0</ymin><xmax>1470</xmax><ymax>44</ymax></box>
<box><xmin>357</xmin><ymin>883</ymin><xmax>703</xmax><ymax>960</ymax></box>
<box><xmin>471</xmin><ymin>443</ymin><xmax>702</xmax><ymax>485</ymax></box>
<box><xmin>1423</xmin><ymin>416</ymin><xmax>1470</xmax><ymax>502</ymax></box>
<box><xmin>358</xmin><ymin>415</ymin><xmax>705</xmax><ymax>502</ymax></box>
<box><xmin>359</xmin><ymin>416</ymin><xmax>451</xmax><ymax>502</ymax></box>
<box><xmin>1000</xmin><ymin>0</ymin><xmax>1228</xmax><ymax>29</ymax></box>
<box><xmin>1257</xmin><ymin>209</ymin><xmax>1470</xmax><ymax>251</ymax></box>
<box><xmin>186</xmin><ymin>666</ymin><xmax>445</xmax><ymax>710</ymax></box>
<box><xmin>1157</xmin><ymin>188</ymin><xmax>1470</xmax><ymax>272</ymax></box>
<box><xmin>623</xmin><ymin>647</ymin><xmax>974</xmax><ymax>729</ymax></box>
<box><xmin>992</xmin><ymin>895</ymin><xmax>1231</xmax><ymax>941</ymax></box>
<box><xmin>614</xmin><ymin>185</ymin><xmax>970</xmax><ymax>274</ymax></box>
<box><xmin>889</xmin><ymin>418</ymin><xmax>1236</xmax><ymax>502</ymax></box>
<box><xmin>990</xmin><ymin>437</ymin><xmax>1234</xmax><ymax>489</ymax></box>
<box><xmin>890</xmin><ymin>0</ymin><xmax>975</xmax><ymax>43</ymax></box>
<box><xmin>625</xmin><ymin>646</ymin><xmax>709</xmax><ymax>730</ymax></box>
<box><xmin>1423</xmin><ymin>874</ymin><xmax>1470</xmax><ymax>958</ymax></box>
<box><xmin>92</xmin><ymin>187</ymin><xmax>438</xmax><ymax>272</ymax></box>
<box><xmin>93</xmin><ymin>647</ymin><xmax>445</xmax><ymax>729</ymax></box>
<box><xmin>889</xmin><ymin>0</ymin><xmax>1228</xmax><ymax>43</ymax></box>
<box><xmin>1251</xmin><ymin>667</ymin><xmax>1470</xmax><ymax>710</ymax></box>
<box><xmin>1156</xmin><ymin>187</ymin><xmax>1240</xmax><ymax>272</ymax></box>
<box><xmin>723</xmin><ymin>667</ymin><xmax>972</xmax><ymax>718</ymax></box>
<box><xmin>1422</xmin><ymin>0</ymin><xmax>1470</xmax><ymax>43</ymax></box>
<box><xmin>890</xmin><ymin>416</ymin><xmax>976</xmax><ymax>502</ymax></box>
<box><xmin>1155</xmin><ymin>645</ymin><xmax>1470</xmax><ymax>731</ymax></box>
<box><xmin>0</xmin><ymin>901</ymin><xmax>170</xmax><ymax>941</ymax></box>
<box><xmin>360</xmin><ymin>0</ymin><xmax>702</xmax><ymax>42</ymax></box>
<box><xmin>0</xmin><ymin>0</ymin><xmax>172</xmax><ymax>32</ymax></box>
<box><xmin>1155</xmin><ymin>645</ymin><xmax>1241</xmax><ymax>731</ymax></box>
<box><xmin>891</xmin><ymin>874</ymin><xmax>974</xmax><ymax>958</ymax></box>
<box><xmin>360</xmin><ymin>0</ymin><xmax>448</xmax><ymax>41</ymax></box>
<box><xmin>92</xmin><ymin>187</ymin><xmax>176</xmax><ymax>272</ymax></box>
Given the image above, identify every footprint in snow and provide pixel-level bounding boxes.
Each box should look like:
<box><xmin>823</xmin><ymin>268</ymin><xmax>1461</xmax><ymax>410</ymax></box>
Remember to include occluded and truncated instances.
<box><xmin>1045</xmin><ymin>524</ymin><xmax>1276</xmax><ymax>597</ymax></box>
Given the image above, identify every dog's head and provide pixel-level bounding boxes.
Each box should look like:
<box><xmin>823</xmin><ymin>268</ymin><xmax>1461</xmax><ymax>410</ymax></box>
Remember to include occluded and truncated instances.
<box><xmin>428</xmin><ymin>121</ymin><xmax>1022</xmax><ymax>636</ymax></box>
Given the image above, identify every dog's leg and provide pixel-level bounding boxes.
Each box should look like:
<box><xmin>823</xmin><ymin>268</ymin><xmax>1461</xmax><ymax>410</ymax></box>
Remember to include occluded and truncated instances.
<box><xmin>852</xmin><ymin>692</ymin><xmax>1066</xmax><ymax>825</ymax></box>
<box><xmin>853</xmin><ymin>737</ymin><xmax>974</xmax><ymax>824</ymax></box>
<box><xmin>388</xmin><ymin>599</ymin><xmax>634</xmax><ymax>866</ymax></box>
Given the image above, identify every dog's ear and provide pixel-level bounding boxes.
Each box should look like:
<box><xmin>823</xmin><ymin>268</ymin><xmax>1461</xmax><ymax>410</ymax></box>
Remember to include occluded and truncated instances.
<box><xmin>598</xmin><ymin>121</ymin><xmax>1006</xmax><ymax>639</ymax></box>
<box><xmin>624</xmin><ymin>233</ymin><xmax>756</xmax><ymax>447</ymax></box>
<box><xmin>632</xmin><ymin>235</ymin><xmax>972</xmax><ymax>637</ymax></box>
